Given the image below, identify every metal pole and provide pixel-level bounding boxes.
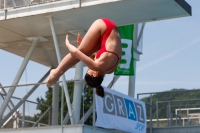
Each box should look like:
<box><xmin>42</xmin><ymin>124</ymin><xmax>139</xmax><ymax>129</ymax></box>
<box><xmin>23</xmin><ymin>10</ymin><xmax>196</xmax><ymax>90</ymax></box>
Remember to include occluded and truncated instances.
<box><xmin>11</xmin><ymin>0</ymin><xmax>16</xmax><ymax>7</ymax></box>
<box><xmin>150</xmin><ymin>94</ymin><xmax>152</xmax><ymax>133</ymax></box>
<box><xmin>156</xmin><ymin>102</ymin><xmax>159</xmax><ymax>127</ymax></box>
<box><xmin>178</xmin><ymin>106</ymin><xmax>181</xmax><ymax>126</ymax></box>
<box><xmin>32</xmin><ymin>107</ymin><xmax>51</xmax><ymax>127</ymax></box>
<box><xmin>0</xmin><ymin>84</ymin><xmax>15</xmax><ymax>108</ymax></box>
<box><xmin>4</xmin><ymin>0</ymin><xmax>6</xmax><ymax>9</ymax></box>
<box><xmin>73</xmin><ymin>61</ymin><xmax>84</xmax><ymax>124</ymax></box>
<box><xmin>107</xmin><ymin>76</ymin><xmax>120</xmax><ymax>88</ymax></box>
<box><xmin>128</xmin><ymin>63</ymin><xmax>136</xmax><ymax>97</ymax></box>
<box><xmin>136</xmin><ymin>23</ymin><xmax>145</xmax><ymax>48</ymax></box>
<box><xmin>5</xmin><ymin>111</ymin><xmax>20</xmax><ymax>128</ymax></box>
<box><xmin>49</xmin><ymin>15</ymin><xmax>74</xmax><ymax>124</ymax></box>
<box><xmin>0</xmin><ymin>38</ymin><xmax>39</xmax><ymax>122</ymax></box>
<box><xmin>61</xmin><ymin>84</ymin><xmax>64</xmax><ymax>125</ymax></box>
<box><xmin>199</xmin><ymin>115</ymin><xmax>200</xmax><ymax>125</ymax></box>
<box><xmin>22</xmin><ymin>102</ymin><xmax>25</xmax><ymax>128</ymax></box>
<box><xmin>0</xmin><ymin>95</ymin><xmax>12</xmax><ymax>110</ymax></box>
<box><xmin>137</xmin><ymin>94</ymin><xmax>139</xmax><ymax>100</ymax></box>
<box><xmin>13</xmin><ymin>111</ymin><xmax>19</xmax><ymax>128</ymax></box>
<box><xmin>79</xmin><ymin>0</ymin><xmax>81</xmax><ymax>7</ymax></box>
<box><xmin>62</xmin><ymin>112</ymin><xmax>69</xmax><ymax>125</ymax></box>
<box><xmin>0</xmin><ymin>69</ymin><xmax>50</xmax><ymax>126</ymax></box>
<box><xmin>93</xmin><ymin>88</ymin><xmax>96</xmax><ymax>126</ymax></box>
<box><xmin>52</xmin><ymin>83</ymin><xmax>59</xmax><ymax>125</ymax></box>
<box><xmin>169</xmin><ymin>102</ymin><xmax>171</xmax><ymax>127</ymax></box>
<box><xmin>187</xmin><ymin>110</ymin><xmax>190</xmax><ymax>126</ymax></box>
<box><xmin>78</xmin><ymin>105</ymin><xmax>93</xmax><ymax>124</ymax></box>
<box><xmin>48</xmin><ymin>108</ymin><xmax>51</xmax><ymax>125</ymax></box>
<box><xmin>167</xmin><ymin>105</ymin><xmax>169</xmax><ymax>126</ymax></box>
<box><xmin>128</xmin><ymin>23</ymin><xmax>138</xmax><ymax>98</ymax></box>
<box><xmin>170</xmin><ymin>113</ymin><xmax>173</xmax><ymax>126</ymax></box>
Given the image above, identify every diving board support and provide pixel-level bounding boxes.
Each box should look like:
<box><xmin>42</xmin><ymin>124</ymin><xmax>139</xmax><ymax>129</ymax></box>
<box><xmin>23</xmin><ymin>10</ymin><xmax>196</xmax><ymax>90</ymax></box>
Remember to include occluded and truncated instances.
<box><xmin>32</xmin><ymin>106</ymin><xmax>52</xmax><ymax>127</ymax></box>
<box><xmin>128</xmin><ymin>60</ymin><xmax>136</xmax><ymax>98</ymax></box>
<box><xmin>22</xmin><ymin>102</ymin><xmax>25</xmax><ymax>128</ymax></box>
<box><xmin>0</xmin><ymin>69</ymin><xmax>50</xmax><ymax>126</ymax></box>
<box><xmin>0</xmin><ymin>84</ymin><xmax>15</xmax><ymax>110</ymax></box>
<box><xmin>73</xmin><ymin>61</ymin><xmax>84</xmax><ymax>124</ymax></box>
<box><xmin>0</xmin><ymin>37</ymin><xmax>39</xmax><ymax>123</ymax></box>
<box><xmin>136</xmin><ymin>23</ymin><xmax>145</xmax><ymax>50</ymax></box>
<box><xmin>128</xmin><ymin>23</ymin><xmax>144</xmax><ymax>98</ymax></box>
<box><xmin>92</xmin><ymin>88</ymin><xmax>95</xmax><ymax>126</ymax></box>
<box><xmin>63</xmin><ymin>112</ymin><xmax>69</xmax><ymax>125</ymax></box>
<box><xmin>61</xmin><ymin>83</ymin><xmax>64</xmax><ymax>124</ymax></box>
<box><xmin>107</xmin><ymin>76</ymin><xmax>120</xmax><ymax>88</ymax></box>
<box><xmin>52</xmin><ymin>82</ymin><xmax>59</xmax><ymax>125</ymax></box>
<box><xmin>78</xmin><ymin>105</ymin><xmax>93</xmax><ymax>124</ymax></box>
<box><xmin>128</xmin><ymin>23</ymin><xmax>137</xmax><ymax>98</ymax></box>
<box><xmin>48</xmin><ymin>15</ymin><xmax>74</xmax><ymax>124</ymax></box>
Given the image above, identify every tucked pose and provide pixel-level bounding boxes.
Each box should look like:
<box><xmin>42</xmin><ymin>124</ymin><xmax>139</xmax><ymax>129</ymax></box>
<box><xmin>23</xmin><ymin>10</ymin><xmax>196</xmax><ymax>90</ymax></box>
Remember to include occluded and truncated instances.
<box><xmin>46</xmin><ymin>18</ymin><xmax>121</xmax><ymax>97</ymax></box>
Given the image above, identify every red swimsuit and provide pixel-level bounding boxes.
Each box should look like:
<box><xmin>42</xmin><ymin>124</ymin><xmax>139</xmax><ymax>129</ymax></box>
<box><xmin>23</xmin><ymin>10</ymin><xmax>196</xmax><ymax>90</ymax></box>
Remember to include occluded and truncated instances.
<box><xmin>95</xmin><ymin>18</ymin><xmax>121</xmax><ymax>71</ymax></box>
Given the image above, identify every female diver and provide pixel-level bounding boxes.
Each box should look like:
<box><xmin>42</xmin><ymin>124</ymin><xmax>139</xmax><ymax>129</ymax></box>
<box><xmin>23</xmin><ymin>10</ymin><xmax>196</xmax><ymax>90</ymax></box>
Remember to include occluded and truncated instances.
<box><xmin>46</xmin><ymin>18</ymin><xmax>121</xmax><ymax>97</ymax></box>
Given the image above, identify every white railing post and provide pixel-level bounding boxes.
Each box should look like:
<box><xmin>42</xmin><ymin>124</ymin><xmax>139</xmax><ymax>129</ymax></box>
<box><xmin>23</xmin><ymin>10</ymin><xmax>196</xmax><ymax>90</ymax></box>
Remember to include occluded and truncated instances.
<box><xmin>4</xmin><ymin>0</ymin><xmax>7</xmax><ymax>9</ymax></box>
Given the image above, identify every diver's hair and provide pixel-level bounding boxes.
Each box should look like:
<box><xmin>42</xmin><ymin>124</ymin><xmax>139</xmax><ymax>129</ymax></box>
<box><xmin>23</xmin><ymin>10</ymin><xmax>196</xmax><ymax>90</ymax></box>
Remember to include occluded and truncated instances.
<box><xmin>84</xmin><ymin>73</ymin><xmax>104</xmax><ymax>98</ymax></box>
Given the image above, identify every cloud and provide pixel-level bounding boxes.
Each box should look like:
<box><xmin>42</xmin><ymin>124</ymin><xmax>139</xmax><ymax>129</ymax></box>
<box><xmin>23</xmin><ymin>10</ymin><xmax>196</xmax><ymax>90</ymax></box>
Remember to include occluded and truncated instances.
<box><xmin>137</xmin><ymin>37</ymin><xmax>200</xmax><ymax>73</ymax></box>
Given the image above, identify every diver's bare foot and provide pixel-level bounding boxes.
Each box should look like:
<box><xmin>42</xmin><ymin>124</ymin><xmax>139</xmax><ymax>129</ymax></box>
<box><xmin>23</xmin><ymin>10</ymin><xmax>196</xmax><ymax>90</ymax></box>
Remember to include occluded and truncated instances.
<box><xmin>46</xmin><ymin>69</ymin><xmax>60</xmax><ymax>87</ymax></box>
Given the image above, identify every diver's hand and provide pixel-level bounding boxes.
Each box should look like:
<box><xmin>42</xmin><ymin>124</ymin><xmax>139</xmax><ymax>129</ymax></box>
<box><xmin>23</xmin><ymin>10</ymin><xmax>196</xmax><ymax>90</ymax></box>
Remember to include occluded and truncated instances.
<box><xmin>77</xmin><ymin>33</ymin><xmax>82</xmax><ymax>46</ymax></box>
<box><xmin>66</xmin><ymin>35</ymin><xmax>77</xmax><ymax>54</ymax></box>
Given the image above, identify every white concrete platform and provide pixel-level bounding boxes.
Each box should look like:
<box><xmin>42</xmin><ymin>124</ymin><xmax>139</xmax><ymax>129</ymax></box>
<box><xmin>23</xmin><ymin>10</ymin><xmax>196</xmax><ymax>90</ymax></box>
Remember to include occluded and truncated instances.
<box><xmin>0</xmin><ymin>0</ymin><xmax>191</xmax><ymax>68</ymax></box>
<box><xmin>0</xmin><ymin>124</ymin><xmax>128</xmax><ymax>133</ymax></box>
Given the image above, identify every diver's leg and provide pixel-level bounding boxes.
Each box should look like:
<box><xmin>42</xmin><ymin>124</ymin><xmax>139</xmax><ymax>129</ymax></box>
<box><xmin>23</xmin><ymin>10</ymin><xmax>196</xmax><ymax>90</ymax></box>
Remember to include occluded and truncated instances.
<box><xmin>46</xmin><ymin>19</ymin><xmax>105</xmax><ymax>86</ymax></box>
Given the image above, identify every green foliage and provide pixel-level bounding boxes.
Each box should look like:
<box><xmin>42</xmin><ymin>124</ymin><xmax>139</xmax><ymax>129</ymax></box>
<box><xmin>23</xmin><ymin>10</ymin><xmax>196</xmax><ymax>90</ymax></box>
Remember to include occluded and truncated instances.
<box><xmin>141</xmin><ymin>88</ymin><xmax>200</xmax><ymax>119</ymax></box>
<box><xmin>35</xmin><ymin>82</ymin><xmax>93</xmax><ymax>125</ymax></box>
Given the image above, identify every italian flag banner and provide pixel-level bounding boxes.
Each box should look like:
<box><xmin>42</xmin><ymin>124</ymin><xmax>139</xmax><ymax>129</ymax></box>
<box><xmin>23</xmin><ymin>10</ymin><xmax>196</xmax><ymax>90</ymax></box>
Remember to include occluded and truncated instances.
<box><xmin>114</xmin><ymin>25</ymin><xmax>134</xmax><ymax>76</ymax></box>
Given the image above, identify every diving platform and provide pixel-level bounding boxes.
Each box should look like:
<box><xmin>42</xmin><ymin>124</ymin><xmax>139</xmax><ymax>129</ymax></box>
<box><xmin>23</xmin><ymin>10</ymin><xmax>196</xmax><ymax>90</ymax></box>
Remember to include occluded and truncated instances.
<box><xmin>0</xmin><ymin>0</ymin><xmax>191</xmax><ymax>68</ymax></box>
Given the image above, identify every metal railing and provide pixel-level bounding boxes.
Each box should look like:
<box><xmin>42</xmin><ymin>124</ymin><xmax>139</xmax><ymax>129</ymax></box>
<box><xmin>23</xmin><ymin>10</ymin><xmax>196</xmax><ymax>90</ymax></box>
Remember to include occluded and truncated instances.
<box><xmin>0</xmin><ymin>0</ymin><xmax>97</xmax><ymax>10</ymax></box>
<box><xmin>0</xmin><ymin>0</ymin><xmax>73</xmax><ymax>9</ymax></box>
<box><xmin>137</xmin><ymin>89</ymin><xmax>200</xmax><ymax>130</ymax></box>
<box><xmin>0</xmin><ymin>79</ymin><xmax>94</xmax><ymax>129</ymax></box>
<box><xmin>0</xmin><ymin>83</ymin><xmax>52</xmax><ymax>128</ymax></box>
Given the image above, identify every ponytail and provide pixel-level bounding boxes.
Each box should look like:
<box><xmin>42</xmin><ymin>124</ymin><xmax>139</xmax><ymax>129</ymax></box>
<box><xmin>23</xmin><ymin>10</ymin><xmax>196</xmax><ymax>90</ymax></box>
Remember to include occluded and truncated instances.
<box><xmin>95</xmin><ymin>85</ymin><xmax>104</xmax><ymax>98</ymax></box>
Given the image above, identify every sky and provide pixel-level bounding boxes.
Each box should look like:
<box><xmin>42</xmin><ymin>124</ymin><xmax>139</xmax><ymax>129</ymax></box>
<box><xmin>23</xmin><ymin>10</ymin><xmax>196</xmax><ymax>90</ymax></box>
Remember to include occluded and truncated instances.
<box><xmin>0</xmin><ymin>0</ymin><xmax>199</xmax><ymax>102</ymax></box>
